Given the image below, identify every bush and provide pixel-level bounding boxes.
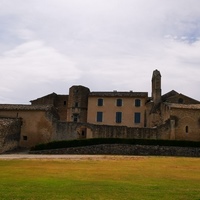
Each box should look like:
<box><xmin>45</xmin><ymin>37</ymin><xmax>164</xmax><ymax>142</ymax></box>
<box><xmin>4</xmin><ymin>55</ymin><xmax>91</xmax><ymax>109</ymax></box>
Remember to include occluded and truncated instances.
<box><xmin>30</xmin><ymin>138</ymin><xmax>200</xmax><ymax>151</ymax></box>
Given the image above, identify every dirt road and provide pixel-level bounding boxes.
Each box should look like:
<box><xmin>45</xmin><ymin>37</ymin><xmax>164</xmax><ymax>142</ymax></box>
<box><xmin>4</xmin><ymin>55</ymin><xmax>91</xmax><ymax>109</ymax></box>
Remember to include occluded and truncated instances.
<box><xmin>0</xmin><ymin>154</ymin><xmax>110</xmax><ymax>160</ymax></box>
<box><xmin>0</xmin><ymin>152</ymin><xmax>144</xmax><ymax>160</ymax></box>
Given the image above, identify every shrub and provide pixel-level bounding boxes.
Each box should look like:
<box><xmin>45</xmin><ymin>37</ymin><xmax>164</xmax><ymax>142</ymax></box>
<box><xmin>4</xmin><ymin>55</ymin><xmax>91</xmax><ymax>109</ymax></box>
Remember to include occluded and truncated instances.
<box><xmin>30</xmin><ymin>138</ymin><xmax>200</xmax><ymax>151</ymax></box>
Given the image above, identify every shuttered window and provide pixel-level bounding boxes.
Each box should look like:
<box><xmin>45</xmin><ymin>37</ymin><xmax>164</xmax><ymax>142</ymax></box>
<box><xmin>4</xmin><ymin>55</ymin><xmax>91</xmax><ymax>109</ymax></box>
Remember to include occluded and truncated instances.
<box><xmin>134</xmin><ymin>112</ymin><xmax>141</xmax><ymax>123</ymax></box>
<box><xmin>98</xmin><ymin>98</ymin><xmax>103</xmax><ymax>106</ymax></box>
<box><xmin>97</xmin><ymin>112</ymin><xmax>103</xmax><ymax>122</ymax></box>
<box><xmin>116</xmin><ymin>99</ymin><xmax>122</xmax><ymax>106</ymax></box>
<box><xmin>135</xmin><ymin>99</ymin><xmax>141</xmax><ymax>107</ymax></box>
<box><xmin>116</xmin><ymin>112</ymin><xmax>122</xmax><ymax>123</ymax></box>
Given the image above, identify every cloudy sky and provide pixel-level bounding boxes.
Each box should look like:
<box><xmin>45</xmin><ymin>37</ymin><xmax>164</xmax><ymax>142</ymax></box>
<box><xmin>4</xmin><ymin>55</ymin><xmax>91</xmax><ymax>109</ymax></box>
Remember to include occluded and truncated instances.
<box><xmin>0</xmin><ymin>0</ymin><xmax>200</xmax><ymax>104</ymax></box>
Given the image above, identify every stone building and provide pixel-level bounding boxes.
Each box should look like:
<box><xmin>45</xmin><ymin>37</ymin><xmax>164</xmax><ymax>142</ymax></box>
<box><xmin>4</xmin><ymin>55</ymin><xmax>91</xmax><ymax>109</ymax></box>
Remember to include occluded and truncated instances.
<box><xmin>146</xmin><ymin>70</ymin><xmax>200</xmax><ymax>141</ymax></box>
<box><xmin>0</xmin><ymin>118</ymin><xmax>21</xmax><ymax>153</ymax></box>
<box><xmin>0</xmin><ymin>105</ymin><xmax>58</xmax><ymax>148</ymax></box>
<box><xmin>87</xmin><ymin>91</ymin><xmax>148</xmax><ymax>127</ymax></box>
<box><xmin>0</xmin><ymin>70</ymin><xmax>200</xmax><ymax>151</ymax></box>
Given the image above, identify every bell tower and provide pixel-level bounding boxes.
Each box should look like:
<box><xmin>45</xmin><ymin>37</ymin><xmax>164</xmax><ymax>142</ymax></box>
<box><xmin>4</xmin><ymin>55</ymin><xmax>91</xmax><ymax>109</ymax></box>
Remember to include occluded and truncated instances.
<box><xmin>152</xmin><ymin>69</ymin><xmax>161</xmax><ymax>104</ymax></box>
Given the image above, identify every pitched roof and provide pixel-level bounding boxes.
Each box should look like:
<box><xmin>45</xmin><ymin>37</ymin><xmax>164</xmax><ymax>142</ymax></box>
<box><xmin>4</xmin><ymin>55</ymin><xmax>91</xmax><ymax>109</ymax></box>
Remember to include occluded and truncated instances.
<box><xmin>161</xmin><ymin>90</ymin><xmax>179</xmax><ymax>101</ymax></box>
<box><xmin>89</xmin><ymin>91</ymin><xmax>148</xmax><ymax>97</ymax></box>
<box><xmin>0</xmin><ymin>104</ymin><xmax>53</xmax><ymax>111</ymax></box>
<box><xmin>162</xmin><ymin>91</ymin><xmax>199</xmax><ymax>103</ymax></box>
<box><xmin>30</xmin><ymin>92</ymin><xmax>57</xmax><ymax>102</ymax></box>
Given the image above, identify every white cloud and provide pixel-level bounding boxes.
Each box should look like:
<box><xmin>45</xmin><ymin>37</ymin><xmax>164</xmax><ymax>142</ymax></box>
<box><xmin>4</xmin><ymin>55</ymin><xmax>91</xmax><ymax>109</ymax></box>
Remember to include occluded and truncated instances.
<box><xmin>0</xmin><ymin>40</ymin><xmax>80</xmax><ymax>103</ymax></box>
<box><xmin>0</xmin><ymin>0</ymin><xmax>200</xmax><ymax>103</ymax></box>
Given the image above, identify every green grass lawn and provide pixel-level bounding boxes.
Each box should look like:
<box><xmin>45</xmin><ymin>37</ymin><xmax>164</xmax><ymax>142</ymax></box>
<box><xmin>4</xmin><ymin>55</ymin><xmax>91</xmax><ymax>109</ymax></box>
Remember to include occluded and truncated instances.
<box><xmin>0</xmin><ymin>156</ymin><xmax>200</xmax><ymax>200</ymax></box>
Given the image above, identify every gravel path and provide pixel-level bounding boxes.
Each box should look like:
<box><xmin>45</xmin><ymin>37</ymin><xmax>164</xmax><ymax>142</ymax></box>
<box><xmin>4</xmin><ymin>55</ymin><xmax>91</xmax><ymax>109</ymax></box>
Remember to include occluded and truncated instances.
<box><xmin>0</xmin><ymin>154</ymin><xmax>110</xmax><ymax>160</ymax></box>
<box><xmin>0</xmin><ymin>151</ymin><xmax>144</xmax><ymax>160</ymax></box>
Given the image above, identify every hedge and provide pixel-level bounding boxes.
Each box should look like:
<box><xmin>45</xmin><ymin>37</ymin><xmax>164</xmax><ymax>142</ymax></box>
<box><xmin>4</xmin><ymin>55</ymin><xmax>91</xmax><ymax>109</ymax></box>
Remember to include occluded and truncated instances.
<box><xmin>30</xmin><ymin>138</ymin><xmax>200</xmax><ymax>151</ymax></box>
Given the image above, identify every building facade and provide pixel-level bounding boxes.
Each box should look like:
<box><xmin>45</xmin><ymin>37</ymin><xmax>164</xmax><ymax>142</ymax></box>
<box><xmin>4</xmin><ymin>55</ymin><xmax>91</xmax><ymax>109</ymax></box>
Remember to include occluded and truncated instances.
<box><xmin>87</xmin><ymin>92</ymin><xmax>148</xmax><ymax>127</ymax></box>
<box><xmin>0</xmin><ymin>70</ymin><xmax>200</xmax><ymax>150</ymax></box>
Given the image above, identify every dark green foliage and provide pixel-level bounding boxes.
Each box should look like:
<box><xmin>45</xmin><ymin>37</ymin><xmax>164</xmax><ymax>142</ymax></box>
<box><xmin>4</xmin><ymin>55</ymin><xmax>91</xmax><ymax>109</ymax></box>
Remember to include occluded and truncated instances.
<box><xmin>31</xmin><ymin>138</ymin><xmax>200</xmax><ymax>151</ymax></box>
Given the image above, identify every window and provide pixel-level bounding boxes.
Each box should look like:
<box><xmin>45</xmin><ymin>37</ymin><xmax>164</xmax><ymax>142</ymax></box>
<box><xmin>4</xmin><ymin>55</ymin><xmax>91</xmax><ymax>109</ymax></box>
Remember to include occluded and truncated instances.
<box><xmin>134</xmin><ymin>112</ymin><xmax>141</xmax><ymax>123</ymax></box>
<box><xmin>135</xmin><ymin>99</ymin><xmax>141</xmax><ymax>107</ymax></box>
<box><xmin>23</xmin><ymin>136</ymin><xmax>27</xmax><ymax>141</ymax></box>
<box><xmin>178</xmin><ymin>98</ymin><xmax>184</xmax><ymax>104</ymax></box>
<box><xmin>116</xmin><ymin>112</ymin><xmax>122</xmax><ymax>123</ymax></box>
<box><xmin>73</xmin><ymin>114</ymin><xmax>79</xmax><ymax>122</ymax></box>
<box><xmin>97</xmin><ymin>112</ymin><xmax>103</xmax><ymax>122</ymax></box>
<box><xmin>98</xmin><ymin>98</ymin><xmax>103</xmax><ymax>106</ymax></box>
<box><xmin>75</xmin><ymin>102</ymin><xmax>79</xmax><ymax>107</ymax></box>
<box><xmin>116</xmin><ymin>99</ymin><xmax>122</xmax><ymax>106</ymax></box>
<box><xmin>185</xmin><ymin>126</ymin><xmax>189</xmax><ymax>133</ymax></box>
<box><xmin>64</xmin><ymin>101</ymin><xmax>67</xmax><ymax>105</ymax></box>
<box><xmin>82</xmin><ymin>130</ymin><xmax>85</xmax><ymax>136</ymax></box>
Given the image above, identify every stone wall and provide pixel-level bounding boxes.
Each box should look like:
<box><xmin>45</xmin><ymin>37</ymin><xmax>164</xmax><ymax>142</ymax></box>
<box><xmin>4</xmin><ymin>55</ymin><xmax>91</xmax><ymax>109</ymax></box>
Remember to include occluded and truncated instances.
<box><xmin>52</xmin><ymin>122</ymin><xmax>79</xmax><ymax>141</ymax></box>
<box><xmin>0</xmin><ymin>106</ymin><xmax>58</xmax><ymax>148</ymax></box>
<box><xmin>31</xmin><ymin>93</ymin><xmax>68</xmax><ymax>121</ymax></box>
<box><xmin>31</xmin><ymin>93</ymin><xmax>57</xmax><ymax>105</ymax></box>
<box><xmin>53</xmin><ymin>122</ymin><xmax>170</xmax><ymax>141</ymax></box>
<box><xmin>55</xmin><ymin>95</ymin><xmax>68</xmax><ymax>121</ymax></box>
<box><xmin>157</xmin><ymin>119</ymin><xmax>171</xmax><ymax>139</ymax></box>
<box><xmin>170</xmin><ymin>107</ymin><xmax>200</xmax><ymax>141</ymax></box>
<box><xmin>166</xmin><ymin>94</ymin><xmax>200</xmax><ymax>104</ymax></box>
<box><xmin>30</xmin><ymin>144</ymin><xmax>200</xmax><ymax>157</ymax></box>
<box><xmin>91</xmin><ymin>124</ymin><xmax>159</xmax><ymax>139</ymax></box>
<box><xmin>0</xmin><ymin>118</ymin><xmax>21</xmax><ymax>153</ymax></box>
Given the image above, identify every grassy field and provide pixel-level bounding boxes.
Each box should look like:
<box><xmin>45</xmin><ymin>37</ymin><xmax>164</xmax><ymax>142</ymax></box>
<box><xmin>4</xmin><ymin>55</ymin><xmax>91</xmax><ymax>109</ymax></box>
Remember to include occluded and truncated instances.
<box><xmin>0</xmin><ymin>156</ymin><xmax>200</xmax><ymax>200</ymax></box>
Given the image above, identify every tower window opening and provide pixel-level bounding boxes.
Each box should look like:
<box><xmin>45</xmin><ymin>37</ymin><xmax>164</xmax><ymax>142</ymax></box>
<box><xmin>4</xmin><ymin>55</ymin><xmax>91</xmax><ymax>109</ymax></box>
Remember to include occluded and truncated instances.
<box><xmin>23</xmin><ymin>136</ymin><xmax>27</xmax><ymax>140</ymax></box>
<box><xmin>73</xmin><ymin>114</ymin><xmax>79</xmax><ymax>122</ymax></box>
<box><xmin>185</xmin><ymin>126</ymin><xmax>189</xmax><ymax>133</ymax></box>
<box><xmin>74</xmin><ymin>89</ymin><xmax>79</xmax><ymax>93</ymax></box>
<box><xmin>82</xmin><ymin>131</ymin><xmax>85</xmax><ymax>136</ymax></box>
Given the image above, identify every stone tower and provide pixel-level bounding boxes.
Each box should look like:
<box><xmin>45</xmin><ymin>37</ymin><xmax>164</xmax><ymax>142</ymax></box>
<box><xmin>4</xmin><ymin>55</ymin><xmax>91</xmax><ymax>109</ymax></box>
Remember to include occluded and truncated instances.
<box><xmin>67</xmin><ymin>85</ymin><xmax>90</xmax><ymax>123</ymax></box>
<box><xmin>152</xmin><ymin>69</ymin><xmax>161</xmax><ymax>104</ymax></box>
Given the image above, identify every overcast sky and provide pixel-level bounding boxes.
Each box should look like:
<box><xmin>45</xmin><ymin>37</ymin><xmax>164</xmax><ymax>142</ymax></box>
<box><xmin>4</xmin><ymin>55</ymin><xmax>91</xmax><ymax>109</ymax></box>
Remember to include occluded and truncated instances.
<box><xmin>0</xmin><ymin>0</ymin><xmax>200</xmax><ymax>104</ymax></box>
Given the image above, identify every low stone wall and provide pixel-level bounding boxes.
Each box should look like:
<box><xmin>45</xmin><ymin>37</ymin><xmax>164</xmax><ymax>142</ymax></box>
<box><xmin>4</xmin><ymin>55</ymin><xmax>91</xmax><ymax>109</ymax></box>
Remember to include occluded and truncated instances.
<box><xmin>92</xmin><ymin>125</ymin><xmax>159</xmax><ymax>139</ymax></box>
<box><xmin>0</xmin><ymin>118</ymin><xmax>21</xmax><ymax>153</ymax></box>
<box><xmin>53</xmin><ymin>122</ymin><xmax>78</xmax><ymax>141</ymax></box>
<box><xmin>54</xmin><ymin>122</ymin><xmax>168</xmax><ymax>140</ymax></box>
<box><xmin>30</xmin><ymin>144</ymin><xmax>200</xmax><ymax>157</ymax></box>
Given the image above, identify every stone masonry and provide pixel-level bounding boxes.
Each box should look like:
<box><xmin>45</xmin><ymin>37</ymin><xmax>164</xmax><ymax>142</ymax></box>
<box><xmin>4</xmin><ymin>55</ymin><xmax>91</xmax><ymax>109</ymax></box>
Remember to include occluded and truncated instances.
<box><xmin>0</xmin><ymin>118</ymin><xmax>21</xmax><ymax>153</ymax></box>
